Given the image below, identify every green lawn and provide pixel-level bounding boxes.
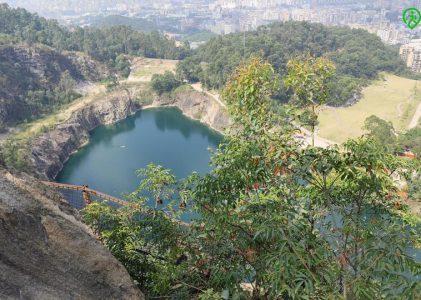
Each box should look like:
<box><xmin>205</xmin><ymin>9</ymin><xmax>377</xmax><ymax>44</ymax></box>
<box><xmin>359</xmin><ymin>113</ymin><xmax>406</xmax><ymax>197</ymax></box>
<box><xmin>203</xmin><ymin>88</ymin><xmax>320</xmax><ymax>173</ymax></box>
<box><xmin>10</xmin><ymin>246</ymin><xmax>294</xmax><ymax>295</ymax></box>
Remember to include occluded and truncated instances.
<box><xmin>130</xmin><ymin>58</ymin><xmax>178</xmax><ymax>81</ymax></box>
<box><xmin>318</xmin><ymin>73</ymin><xmax>421</xmax><ymax>143</ymax></box>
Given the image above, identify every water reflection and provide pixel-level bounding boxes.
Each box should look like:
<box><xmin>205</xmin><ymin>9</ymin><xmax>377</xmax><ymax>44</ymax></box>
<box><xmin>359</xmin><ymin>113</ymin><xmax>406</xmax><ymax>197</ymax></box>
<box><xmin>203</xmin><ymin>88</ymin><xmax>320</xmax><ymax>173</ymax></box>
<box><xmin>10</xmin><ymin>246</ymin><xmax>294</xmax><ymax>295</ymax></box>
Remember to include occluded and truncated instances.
<box><xmin>56</xmin><ymin>107</ymin><xmax>223</xmax><ymax>215</ymax></box>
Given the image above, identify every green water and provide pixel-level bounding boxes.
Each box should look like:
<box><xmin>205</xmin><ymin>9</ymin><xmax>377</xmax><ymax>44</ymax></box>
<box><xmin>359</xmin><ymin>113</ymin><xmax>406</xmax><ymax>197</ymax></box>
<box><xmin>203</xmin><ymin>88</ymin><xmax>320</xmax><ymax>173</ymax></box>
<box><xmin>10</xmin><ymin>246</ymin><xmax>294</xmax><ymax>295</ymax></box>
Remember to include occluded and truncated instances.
<box><xmin>56</xmin><ymin>107</ymin><xmax>222</xmax><ymax>201</ymax></box>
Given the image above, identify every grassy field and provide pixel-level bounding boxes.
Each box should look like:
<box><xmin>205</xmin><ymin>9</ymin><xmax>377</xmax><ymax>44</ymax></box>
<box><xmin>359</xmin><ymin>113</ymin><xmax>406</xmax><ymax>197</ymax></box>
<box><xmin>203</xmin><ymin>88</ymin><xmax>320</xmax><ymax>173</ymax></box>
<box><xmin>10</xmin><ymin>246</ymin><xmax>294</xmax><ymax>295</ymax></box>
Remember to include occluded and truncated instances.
<box><xmin>128</xmin><ymin>58</ymin><xmax>178</xmax><ymax>82</ymax></box>
<box><xmin>318</xmin><ymin>73</ymin><xmax>421</xmax><ymax>143</ymax></box>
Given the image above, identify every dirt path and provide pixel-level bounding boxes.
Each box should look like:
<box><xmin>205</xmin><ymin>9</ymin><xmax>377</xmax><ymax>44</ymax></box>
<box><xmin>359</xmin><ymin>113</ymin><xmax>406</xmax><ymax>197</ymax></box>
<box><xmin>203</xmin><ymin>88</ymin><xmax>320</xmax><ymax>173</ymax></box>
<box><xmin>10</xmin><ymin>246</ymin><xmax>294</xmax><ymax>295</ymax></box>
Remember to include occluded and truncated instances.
<box><xmin>14</xmin><ymin>83</ymin><xmax>106</xmax><ymax>139</ymax></box>
<box><xmin>191</xmin><ymin>83</ymin><xmax>226</xmax><ymax>108</ymax></box>
<box><xmin>190</xmin><ymin>84</ymin><xmax>336</xmax><ymax>148</ymax></box>
<box><xmin>408</xmin><ymin>101</ymin><xmax>421</xmax><ymax>129</ymax></box>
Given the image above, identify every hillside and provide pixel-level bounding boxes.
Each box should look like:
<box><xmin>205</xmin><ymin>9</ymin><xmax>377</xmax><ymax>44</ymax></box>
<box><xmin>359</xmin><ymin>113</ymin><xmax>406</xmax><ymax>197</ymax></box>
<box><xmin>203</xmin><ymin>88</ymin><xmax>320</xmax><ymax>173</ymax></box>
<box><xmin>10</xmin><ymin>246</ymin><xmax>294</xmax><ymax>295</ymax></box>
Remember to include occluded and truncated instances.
<box><xmin>0</xmin><ymin>3</ymin><xmax>188</xmax><ymax>62</ymax></box>
<box><xmin>318</xmin><ymin>73</ymin><xmax>421</xmax><ymax>142</ymax></box>
<box><xmin>0</xmin><ymin>3</ymin><xmax>188</xmax><ymax>127</ymax></box>
<box><xmin>177</xmin><ymin>21</ymin><xmax>411</xmax><ymax>106</ymax></box>
<box><xmin>0</xmin><ymin>44</ymin><xmax>107</xmax><ymax>127</ymax></box>
<box><xmin>0</xmin><ymin>169</ymin><xmax>143</xmax><ymax>299</ymax></box>
<box><xmin>90</xmin><ymin>15</ymin><xmax>158</xmax><ymax>32</ymax></box>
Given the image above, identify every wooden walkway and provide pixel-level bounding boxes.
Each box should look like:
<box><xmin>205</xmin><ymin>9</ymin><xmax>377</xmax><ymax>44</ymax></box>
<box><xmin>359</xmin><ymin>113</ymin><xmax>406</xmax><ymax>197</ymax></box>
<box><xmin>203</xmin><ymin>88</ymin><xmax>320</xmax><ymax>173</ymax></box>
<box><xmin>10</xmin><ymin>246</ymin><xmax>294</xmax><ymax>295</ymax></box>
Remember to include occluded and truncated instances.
<box><xmin>41</xmin><ymin>181</ymin><xmax>189</xmax><ymax>226</ymax></box>
<box><xmin>41</xmin><ymin>181</ymin><xmax>138</xmax><ymax>208</ymax></box>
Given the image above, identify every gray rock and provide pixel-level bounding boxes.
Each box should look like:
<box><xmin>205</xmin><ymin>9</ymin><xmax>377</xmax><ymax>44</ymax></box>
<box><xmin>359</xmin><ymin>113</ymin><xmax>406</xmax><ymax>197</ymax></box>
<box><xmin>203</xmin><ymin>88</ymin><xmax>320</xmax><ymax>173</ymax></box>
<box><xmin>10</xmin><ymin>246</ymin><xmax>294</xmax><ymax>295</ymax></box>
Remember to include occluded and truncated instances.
<box><xmin>0</xmin><ymin>170</ymin><xmax>144</xmax><ymax>299</ymax></box>
<box><xmin>29</xmin><ymin>89</ymin><xmax>229</xmax><ymax>180</ymax></box>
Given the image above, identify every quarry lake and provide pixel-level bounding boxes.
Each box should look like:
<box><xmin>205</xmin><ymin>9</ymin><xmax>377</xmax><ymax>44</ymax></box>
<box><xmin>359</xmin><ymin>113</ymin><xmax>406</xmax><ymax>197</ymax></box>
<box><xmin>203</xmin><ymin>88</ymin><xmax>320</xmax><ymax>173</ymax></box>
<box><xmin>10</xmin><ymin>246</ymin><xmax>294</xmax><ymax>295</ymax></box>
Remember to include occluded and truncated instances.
<box><xmin>56</xmin><ymin>107</ymin><xmax>223</xmax><ymax>202</ymax></box>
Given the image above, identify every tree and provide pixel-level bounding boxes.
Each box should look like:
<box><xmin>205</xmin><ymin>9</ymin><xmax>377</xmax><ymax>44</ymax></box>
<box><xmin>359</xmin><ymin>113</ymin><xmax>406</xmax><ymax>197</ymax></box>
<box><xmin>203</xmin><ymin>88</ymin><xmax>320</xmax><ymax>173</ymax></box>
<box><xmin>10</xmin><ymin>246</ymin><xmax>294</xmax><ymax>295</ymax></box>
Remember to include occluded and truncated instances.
<box><xmin>284</xmin><ymin>54</ymin><xmax>335</xmax><ymax>145</ymax></box>
<box><xmin>363</xmin><ymin>115</ymin><xmax>396</xmax><ymax>150</ymax></box>
<box><xmin>398</xmin><ymin>127</ymin><xmax>421</xmax><ymax>157</ymax></box>
<box><xmin>54</xmin><ymin>70</ymin><xmax>79</xmax><ymax>104</ymax></box>
<box><xmin>83</xmin><ymin>58</ymin><xmax>421</xmax><ymax>299</ymax></box>
<box><xmin>151</xmin><ymin>71</ymin><xmax>181</xmax><ymax>95</ymax></box>
<box><xmin>115</xmin><ymin>54</ymin><xmax>131</xmax><ymax>78</ymax></box>
<box><xmin>176</xmin><ymin>57</ymin><xmax>202</xmax><ymax>83</ymax></box>
<box><xmin>176</xmin><ymin>21</ymin><xmax>410</xmax><ymax>106</ymax></box>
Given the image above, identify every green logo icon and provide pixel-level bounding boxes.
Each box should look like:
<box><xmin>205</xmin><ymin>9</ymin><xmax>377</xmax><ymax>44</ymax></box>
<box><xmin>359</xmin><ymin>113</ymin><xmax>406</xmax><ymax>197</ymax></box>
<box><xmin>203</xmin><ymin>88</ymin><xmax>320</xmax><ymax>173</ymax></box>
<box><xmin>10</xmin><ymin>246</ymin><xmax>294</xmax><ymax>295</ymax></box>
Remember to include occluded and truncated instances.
<box><xmin>403</xmin><ymin>8</ymin><xmax>421</xmax><ymax>30</ymax></box>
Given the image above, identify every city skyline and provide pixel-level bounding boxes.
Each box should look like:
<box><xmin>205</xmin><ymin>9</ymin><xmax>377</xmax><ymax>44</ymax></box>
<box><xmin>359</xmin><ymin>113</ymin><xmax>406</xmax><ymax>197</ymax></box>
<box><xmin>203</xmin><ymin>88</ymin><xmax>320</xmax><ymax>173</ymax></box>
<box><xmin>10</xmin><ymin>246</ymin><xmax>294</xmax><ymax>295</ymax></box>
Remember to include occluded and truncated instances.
<box><xmin>2</xmin><ymin>0</ymin><xmax>420</xmax><ymax>46</ymax></box>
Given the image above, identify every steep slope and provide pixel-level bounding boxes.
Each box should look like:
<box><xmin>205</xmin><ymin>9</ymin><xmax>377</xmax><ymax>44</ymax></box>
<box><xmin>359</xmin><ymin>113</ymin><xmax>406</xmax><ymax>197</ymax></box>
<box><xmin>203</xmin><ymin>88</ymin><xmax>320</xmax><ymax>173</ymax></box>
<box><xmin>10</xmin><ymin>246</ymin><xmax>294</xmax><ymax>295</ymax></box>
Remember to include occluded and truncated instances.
<box><xmin>0</xmin><ymin>170</ymin><xmax>143</xmax><ymax>299</ymax></box>
<box><xmin>0</xmin><ymin>44</ymin><xmax>107</xmax><ymax>127</ymax></box>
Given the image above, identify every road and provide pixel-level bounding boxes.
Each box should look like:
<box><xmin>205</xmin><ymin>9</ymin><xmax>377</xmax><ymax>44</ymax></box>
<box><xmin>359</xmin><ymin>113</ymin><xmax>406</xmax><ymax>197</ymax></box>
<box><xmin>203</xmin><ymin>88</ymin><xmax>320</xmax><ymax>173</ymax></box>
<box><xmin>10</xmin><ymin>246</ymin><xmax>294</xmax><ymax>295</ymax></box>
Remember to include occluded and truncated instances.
<box><xmin>408</xmin><ymin>101</ymin><xmax>421</xmax><ymax>129</ymax></box>
<box><xmin>190</xmin><ymin>84</ymin><xmax>336</xmax><ymax>148</ymax></box>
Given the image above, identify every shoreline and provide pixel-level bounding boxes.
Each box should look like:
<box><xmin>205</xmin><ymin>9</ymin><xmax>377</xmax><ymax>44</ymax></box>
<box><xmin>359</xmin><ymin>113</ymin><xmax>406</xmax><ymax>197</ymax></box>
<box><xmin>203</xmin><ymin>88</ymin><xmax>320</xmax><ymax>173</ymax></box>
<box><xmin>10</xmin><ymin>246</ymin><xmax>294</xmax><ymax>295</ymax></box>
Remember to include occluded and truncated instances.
<box><xmin>29</xmin><ymin>89</ymin><xmax>229</xmax><ymax>180</ymax></box>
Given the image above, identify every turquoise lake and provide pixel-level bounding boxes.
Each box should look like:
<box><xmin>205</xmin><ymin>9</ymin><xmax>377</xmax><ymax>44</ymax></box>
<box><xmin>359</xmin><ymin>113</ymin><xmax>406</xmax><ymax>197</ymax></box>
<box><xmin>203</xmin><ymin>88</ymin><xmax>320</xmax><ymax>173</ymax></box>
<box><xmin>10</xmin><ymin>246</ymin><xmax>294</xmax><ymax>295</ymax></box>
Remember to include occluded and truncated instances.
<box><xmin>56</xmin><ymin>107</ymin><xmax>222</xmax><ymax>202</ymax></box>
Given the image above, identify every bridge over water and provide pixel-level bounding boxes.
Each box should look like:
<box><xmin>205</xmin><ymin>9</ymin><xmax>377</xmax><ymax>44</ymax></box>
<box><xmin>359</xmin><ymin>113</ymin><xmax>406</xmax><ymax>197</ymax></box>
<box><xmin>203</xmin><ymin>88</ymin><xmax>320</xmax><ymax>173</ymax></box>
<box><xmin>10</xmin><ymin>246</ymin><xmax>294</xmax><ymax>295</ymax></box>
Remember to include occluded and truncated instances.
<box><xmin>41</xmin><ymin>181</ymin><xmax>188</xmax><ymax>226</ymax></box>
<box><xmin>41</xmin><ymin>181</ymin><xmax>138</xmax><ymax>210</ymax></box>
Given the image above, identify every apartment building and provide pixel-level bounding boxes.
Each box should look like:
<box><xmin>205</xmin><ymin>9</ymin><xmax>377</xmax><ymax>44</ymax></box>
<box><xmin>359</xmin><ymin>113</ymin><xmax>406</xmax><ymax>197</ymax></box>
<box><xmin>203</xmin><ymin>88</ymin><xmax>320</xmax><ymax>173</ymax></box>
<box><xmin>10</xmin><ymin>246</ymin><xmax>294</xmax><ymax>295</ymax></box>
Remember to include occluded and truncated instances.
<box><xmin>400</xmin><ymin>40</ymin><xmax>421</xmax><ymax>73</ymax></box>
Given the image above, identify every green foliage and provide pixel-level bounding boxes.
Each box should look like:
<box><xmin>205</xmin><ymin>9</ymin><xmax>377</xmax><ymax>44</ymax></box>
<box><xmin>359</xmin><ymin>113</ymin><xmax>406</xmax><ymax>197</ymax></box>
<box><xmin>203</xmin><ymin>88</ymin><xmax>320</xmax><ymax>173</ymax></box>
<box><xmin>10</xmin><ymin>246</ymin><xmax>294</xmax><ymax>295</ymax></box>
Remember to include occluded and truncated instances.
<box><xmin>399</xmin><ymin>127</ymin><xmax>421</xmax><ymax>157</ymax></box>
<box><xmin>115</xmin><ymin>54</ymin><xmax>131</xmax><ymax>78</ymax></box>
<box><xmin>105</xmin><ymin>75</ymin><xmax>120</xmax><ymax>92</ymax></box>
<box><xmin>183</xmin><ymin>31</ymin><xmax>218</xmax><ymax>43</ymax></box>
<box><xmin>0</xmin><ymin>138</ymin><xmax>30</xmax><ymax>171</ymax></box>
<box><xmin>363</xmin><ymin>115</ymin><xmax>397</xmax><ymax>149</ymax></box>
<box><xmin>151</xmin><ymin>71</ymin><xmax>181</xmax><ymax>95</ymax></box>
<box><xmin>176</xmin><ymin>56</ymin><xmax>202</xmax><ymax>83</ymax></box>
<box><xmin>91</xmin><ymin>15</ymin><xmax>158</xmax><ymax>32</ymax></box>
<box><xmin>83</xmin><ymin>58</ymin><xmax>421</xmax><ymax>299</ymax></box>
<box><xmin>285</xmin><ymin>55</ymin><xmax>335</xmax><ymax>145</ymax></box>
<box><xmin>285</xmin><ymin>55</ymin><xmax>335</xmax><ymax>108</ymax></box>
<box><xmin>0</xmin><ymin>4</ymin><xmax>187</xmax><ymax>63</ymax></box>
<box><xmin>177</xmin><ymin>21</ymin><xmax>408</xmax><ymax>106</ymax></box>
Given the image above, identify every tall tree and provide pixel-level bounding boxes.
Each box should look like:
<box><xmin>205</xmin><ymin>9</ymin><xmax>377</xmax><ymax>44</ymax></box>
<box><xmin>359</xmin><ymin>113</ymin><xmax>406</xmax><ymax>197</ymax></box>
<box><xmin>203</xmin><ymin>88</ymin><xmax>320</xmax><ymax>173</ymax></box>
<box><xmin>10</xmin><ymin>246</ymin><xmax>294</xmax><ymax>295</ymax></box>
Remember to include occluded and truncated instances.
<box><xmin>83</xmin><ymin>58</ymin><xmax>421</xmax><ymax>299</ymax></box>
<box><xmin>284</xmin><ymin>54</ymin><xmax>335</xmax><ymax>145</ymax></box>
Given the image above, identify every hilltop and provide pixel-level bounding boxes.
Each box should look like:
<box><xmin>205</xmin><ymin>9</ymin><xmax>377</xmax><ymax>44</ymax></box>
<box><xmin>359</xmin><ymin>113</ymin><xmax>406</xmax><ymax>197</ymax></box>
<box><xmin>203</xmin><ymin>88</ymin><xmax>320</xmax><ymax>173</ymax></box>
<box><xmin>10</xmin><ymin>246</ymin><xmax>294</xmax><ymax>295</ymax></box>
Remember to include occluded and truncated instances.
<box><xmin>177</xmin><ymin>21</ymin><xmax>412</xmax><ymax>106</ymax></box>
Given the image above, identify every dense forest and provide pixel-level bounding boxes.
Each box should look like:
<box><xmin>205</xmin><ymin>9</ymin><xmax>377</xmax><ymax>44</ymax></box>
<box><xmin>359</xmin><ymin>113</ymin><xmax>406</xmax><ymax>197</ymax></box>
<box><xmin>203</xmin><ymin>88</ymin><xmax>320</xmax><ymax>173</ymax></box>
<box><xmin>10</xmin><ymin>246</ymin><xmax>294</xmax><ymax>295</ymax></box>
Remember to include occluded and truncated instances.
<box><xmin>177</xmin><ymin>22</ymin><xmax>411</xmax><ymax>106</ymax></box>
<box><xmin>0</xmin><ymin>3</ymin><xmax>186</xmax><ymax>127</ymax></box>
<box><xmin>0</xmin><ymin>4</ymin><xmax>188</xmax><ymax>62</ymax></box>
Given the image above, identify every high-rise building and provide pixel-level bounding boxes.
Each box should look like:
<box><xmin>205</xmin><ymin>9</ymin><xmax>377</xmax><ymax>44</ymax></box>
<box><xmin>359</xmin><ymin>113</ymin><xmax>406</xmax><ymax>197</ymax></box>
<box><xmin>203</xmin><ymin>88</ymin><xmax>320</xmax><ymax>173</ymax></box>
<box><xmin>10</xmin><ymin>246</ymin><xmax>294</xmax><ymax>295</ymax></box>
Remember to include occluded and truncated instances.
<box><xmin>400</xmin><ymin>40</ymin><xmax>421</xmax><ymax>73</ymax></box>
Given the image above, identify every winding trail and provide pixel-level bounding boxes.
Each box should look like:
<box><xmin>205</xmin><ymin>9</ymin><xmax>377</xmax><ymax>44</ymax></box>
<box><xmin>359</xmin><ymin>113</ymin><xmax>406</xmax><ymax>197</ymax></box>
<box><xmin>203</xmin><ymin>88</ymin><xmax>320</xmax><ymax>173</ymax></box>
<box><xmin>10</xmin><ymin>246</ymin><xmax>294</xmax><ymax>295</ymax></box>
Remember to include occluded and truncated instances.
<box><xmin>191</xmin><ymin>83</ymin><xmax>226</xmax><ymax>108</ymax></box>
<box><xmin>190</xmin><ymin>84</ymin><xmax>335</xmax><ymax>148</ymax></box>
<box><xmin>408</xmin><ymin>101</ymin><xmax>421</xmax><ymax>129</ymax></box>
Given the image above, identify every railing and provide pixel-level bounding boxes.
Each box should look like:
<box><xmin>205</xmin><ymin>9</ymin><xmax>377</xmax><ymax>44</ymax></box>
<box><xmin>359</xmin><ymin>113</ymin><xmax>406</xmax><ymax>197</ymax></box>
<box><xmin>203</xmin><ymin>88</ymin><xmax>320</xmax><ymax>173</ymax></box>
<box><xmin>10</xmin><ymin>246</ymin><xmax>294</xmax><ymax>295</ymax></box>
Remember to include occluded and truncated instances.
<box><xmin>41</xmin><ymin>181</ymin><xmax>138</xmax><ymax>209</ymax></box>
<box><xmin>41</xmin><ymin>181</ymin><xmax>188</xmax><ymax>226</ymax></box>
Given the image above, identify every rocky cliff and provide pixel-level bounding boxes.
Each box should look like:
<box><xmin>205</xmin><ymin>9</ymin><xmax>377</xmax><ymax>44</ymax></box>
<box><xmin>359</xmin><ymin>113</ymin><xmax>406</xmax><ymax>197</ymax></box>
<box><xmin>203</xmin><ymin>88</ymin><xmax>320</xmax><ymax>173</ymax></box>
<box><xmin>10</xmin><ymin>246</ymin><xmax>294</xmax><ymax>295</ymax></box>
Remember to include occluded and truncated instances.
<box><xmin>29</xmin><ymin>89</ymin><xmax>229</xmax><ymax>180</ymax></box>
<box><xmin>150</xmin><ymin>90</ymin><xmax>230</xmax><ymax>133</ymax></box>
<box><xmin>0</xmin><ymin>45</ymin><xmax>107</xmax><ymax>127</ymax></box>
<box><xmin>30</xmin><ymin>90</ymin><xmax>139</xmax><ymax>179</ymax></box>
<box><xmin>0</xmin><ymin>170</ymin><xmax>143</xmax><ymax>299</ymax></box>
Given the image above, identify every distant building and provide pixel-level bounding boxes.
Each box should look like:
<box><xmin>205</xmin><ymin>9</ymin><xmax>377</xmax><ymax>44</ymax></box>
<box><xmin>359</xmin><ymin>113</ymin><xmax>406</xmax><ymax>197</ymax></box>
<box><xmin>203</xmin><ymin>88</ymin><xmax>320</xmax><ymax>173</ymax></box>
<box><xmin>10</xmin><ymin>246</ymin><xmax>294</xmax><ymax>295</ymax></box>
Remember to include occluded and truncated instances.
<box><xmin>400</xmin><ymin>40</ymin><xmax>421</xmax><ymax>73</ymax></box>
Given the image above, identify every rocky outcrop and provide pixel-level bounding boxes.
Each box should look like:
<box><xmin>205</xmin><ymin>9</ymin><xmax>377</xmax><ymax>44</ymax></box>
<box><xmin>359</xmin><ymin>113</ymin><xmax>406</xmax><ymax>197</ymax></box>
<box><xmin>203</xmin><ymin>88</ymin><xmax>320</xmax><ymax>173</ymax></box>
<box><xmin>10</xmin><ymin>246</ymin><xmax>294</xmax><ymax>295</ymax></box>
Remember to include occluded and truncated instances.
<box><xmin>0</xmin><ymin>45</ymin><xmax>107</xmax><ymax>127</ymax></box>
<box><xmin>29</xmin><ymin>89</ymin><xmax>229</xmax><ymax>180</ymax></box>
<box><xmin>0</xmin><ymin>170</ymin><xmax>143</xmax><ymax>299</ymax></box>
<box><xmin>30</xmin><ymin>90</ymin><xmax>139</xmax><ymax>179</ymax></box>
<box><xmin>150</xmin><ymin>90</ymin><xmax>230</xmax><ymax>133</ymax></box>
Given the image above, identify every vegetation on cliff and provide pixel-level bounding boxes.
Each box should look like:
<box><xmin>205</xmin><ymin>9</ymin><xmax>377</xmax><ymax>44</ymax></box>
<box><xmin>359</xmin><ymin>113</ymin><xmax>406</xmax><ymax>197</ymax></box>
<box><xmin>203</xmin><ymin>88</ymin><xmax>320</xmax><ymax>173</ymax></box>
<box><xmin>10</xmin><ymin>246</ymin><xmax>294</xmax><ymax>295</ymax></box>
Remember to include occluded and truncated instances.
<box><xmin>0</xmin><ymin>3</ymin><xmax>186</xmax><ymax>127</ymax></box>
<box><xmin>0</xmin><ymin>4</ymin><xmax>188</xmax><ymax>63</ymax></box>
<box><xmin>83</xmin><ymin>57</ymin><xmax>421</xmax><ymax>299</ymax></box>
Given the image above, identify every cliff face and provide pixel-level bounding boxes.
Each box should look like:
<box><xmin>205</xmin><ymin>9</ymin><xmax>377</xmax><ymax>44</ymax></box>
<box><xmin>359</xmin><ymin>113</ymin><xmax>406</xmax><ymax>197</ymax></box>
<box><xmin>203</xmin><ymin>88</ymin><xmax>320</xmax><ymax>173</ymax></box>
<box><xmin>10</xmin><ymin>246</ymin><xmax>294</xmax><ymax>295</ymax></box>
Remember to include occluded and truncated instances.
<box><xmin>0</xmin><ymin>45</ymin><xmax>107</xmax><ymax>127</ymax></box>
<box><xmin>30</xmin><ymin>90</ymin><xmax>139</xmax><ymax>179</ymax></box>
<box><xmin>0</xmin><ymin>170</ymin><xmax>143</xmax><ymax>299</ymax></box>
<box><xmin>29</xmin><ymin>89</ymin><xmax>229</xmax><ymax>180</ymax></box>
<box><xmin>150</xmin><ymin>90</ymin><xmax>230</xmax><ymax>133</ymax></box>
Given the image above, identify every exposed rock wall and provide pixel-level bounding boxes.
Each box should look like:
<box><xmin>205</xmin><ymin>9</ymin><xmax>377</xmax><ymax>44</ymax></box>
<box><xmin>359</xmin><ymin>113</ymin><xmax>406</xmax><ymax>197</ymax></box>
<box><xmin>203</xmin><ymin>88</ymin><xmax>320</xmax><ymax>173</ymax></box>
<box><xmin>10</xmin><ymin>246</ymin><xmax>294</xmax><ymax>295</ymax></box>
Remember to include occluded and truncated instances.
<box><xmin>150</xmin><ymin>90</ymin><xmax>230</xmax><ymax>133</ymax></box>
<box><xmin>0</xmin><ymin>45</ymin><xmax>107</xmax><ymax>127</ymax></box>
<box><xmin>29</xmin><ymin>89</ymin><xmax>229</xmax><ymax>180</ymax></box>
<box><xmin>30</xmin><ymin>90</ymin><xmax>139</xmax><ymax>179</ymax></box>
<box><xmin>0</xmin><ymin>170</ymin><xmax>143</xmax><ymax>299</ymax></box>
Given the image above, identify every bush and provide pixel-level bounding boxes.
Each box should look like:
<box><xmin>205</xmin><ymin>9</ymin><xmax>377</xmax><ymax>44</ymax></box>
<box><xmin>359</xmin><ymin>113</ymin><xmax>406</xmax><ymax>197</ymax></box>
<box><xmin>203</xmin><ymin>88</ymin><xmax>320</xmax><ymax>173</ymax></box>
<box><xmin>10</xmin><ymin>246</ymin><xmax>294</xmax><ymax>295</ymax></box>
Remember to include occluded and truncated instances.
<box><xmin>151</xmin><ymin>71</ymin><xmax>181</xmax><ymax>95</ymax></box>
